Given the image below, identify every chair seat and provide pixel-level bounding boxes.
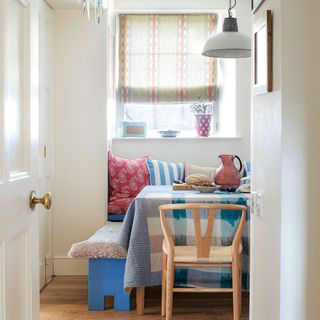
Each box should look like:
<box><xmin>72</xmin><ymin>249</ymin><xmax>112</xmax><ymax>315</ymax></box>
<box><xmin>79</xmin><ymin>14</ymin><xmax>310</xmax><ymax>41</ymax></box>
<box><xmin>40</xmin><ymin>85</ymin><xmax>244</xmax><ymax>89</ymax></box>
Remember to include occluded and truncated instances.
<box><xmin>163</xmin><ymin>243</ymin><xmax>242</xmax><ymax>264</ymax></box>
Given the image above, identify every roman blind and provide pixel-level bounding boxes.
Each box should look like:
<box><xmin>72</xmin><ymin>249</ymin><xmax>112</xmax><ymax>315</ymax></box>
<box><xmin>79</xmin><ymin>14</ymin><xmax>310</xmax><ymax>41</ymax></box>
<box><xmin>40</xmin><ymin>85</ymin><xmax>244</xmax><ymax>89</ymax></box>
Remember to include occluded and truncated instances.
<box><xmin>119</xmin><ymin>14</ymin><xmax>218</xmax><ymax>104</ymax></box>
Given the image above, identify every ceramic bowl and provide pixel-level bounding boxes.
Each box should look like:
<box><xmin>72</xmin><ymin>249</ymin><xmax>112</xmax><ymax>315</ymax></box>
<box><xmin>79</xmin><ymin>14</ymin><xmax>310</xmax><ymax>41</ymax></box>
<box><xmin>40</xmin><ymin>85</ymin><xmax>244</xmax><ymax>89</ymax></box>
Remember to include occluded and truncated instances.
<box><xmin>158</xmin><ymin>130</ymin><xmax>180</xmax><ymax>138</ymax></box>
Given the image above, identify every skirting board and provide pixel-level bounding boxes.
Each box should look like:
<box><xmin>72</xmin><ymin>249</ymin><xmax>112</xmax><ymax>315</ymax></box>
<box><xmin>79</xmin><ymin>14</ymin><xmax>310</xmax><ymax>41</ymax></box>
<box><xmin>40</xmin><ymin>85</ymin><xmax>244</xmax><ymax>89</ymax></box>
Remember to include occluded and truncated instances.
<box><xmin>53</xmin><ymin>255</ymin><xmax>88</xmax><ymax>275</ymax></box>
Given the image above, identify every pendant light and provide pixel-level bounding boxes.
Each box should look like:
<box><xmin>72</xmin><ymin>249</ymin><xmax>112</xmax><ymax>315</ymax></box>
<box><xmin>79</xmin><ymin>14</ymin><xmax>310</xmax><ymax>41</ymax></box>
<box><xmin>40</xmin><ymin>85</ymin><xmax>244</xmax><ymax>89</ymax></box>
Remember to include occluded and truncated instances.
<box><xmin>202</xmin><ymin>0</ymin><xmax>251</xmax><ymax>58</ymax></box>
<box><xmin>80</xmin><ymin>0</ymin><xmax>104</xmax><ymax>24</ymax></box>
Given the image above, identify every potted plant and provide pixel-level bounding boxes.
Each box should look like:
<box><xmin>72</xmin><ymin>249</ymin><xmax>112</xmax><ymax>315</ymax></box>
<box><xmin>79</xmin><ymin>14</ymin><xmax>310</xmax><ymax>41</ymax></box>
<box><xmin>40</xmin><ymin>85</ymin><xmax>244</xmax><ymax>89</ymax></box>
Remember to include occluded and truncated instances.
<box><xmin>191</xmin><ymin>98</ymin><xmax>214</xmax><ymax>137</ymax></box>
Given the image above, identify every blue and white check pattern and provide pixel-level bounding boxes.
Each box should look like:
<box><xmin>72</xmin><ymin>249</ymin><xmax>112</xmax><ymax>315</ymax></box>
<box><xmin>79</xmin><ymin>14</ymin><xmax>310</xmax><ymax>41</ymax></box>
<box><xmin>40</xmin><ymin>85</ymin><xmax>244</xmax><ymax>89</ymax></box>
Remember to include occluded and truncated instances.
<box><xmin>118</xmin><ymin>185</ymin><xmax>251</xmax><ymax>290</ymax></box>
<box><xmin>146</xmin><ymin>159</ymin><xmax>184</xmax><ymax>185</ymax></box>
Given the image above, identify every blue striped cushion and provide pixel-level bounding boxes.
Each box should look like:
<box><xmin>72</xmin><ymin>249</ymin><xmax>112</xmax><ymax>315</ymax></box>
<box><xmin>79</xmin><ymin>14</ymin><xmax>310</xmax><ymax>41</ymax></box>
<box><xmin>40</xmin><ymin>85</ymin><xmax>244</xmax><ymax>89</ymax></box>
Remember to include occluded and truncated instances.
<box><xmin>146</xmin><ymin>159</ymin><xmax>184</xmax><ymax>185</ymax></box>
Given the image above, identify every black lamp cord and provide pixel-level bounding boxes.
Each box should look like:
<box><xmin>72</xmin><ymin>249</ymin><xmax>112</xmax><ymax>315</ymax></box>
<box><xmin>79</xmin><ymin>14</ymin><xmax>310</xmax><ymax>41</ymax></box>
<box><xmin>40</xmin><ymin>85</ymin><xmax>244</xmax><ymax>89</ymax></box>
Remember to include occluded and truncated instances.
<box><xmin>228</xmin><ymin>0</ymin><xmax>237</xmax><ymax>17</ymax></box>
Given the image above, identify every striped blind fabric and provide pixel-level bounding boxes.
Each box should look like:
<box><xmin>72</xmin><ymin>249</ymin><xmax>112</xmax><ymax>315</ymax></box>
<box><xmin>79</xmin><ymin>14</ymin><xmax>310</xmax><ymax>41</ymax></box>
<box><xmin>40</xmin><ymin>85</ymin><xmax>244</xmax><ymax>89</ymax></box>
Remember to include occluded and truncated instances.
<box><xmin>119</xmin><ymin>14</ymin><xmax>218</xmax><ymax>104</ymax></box>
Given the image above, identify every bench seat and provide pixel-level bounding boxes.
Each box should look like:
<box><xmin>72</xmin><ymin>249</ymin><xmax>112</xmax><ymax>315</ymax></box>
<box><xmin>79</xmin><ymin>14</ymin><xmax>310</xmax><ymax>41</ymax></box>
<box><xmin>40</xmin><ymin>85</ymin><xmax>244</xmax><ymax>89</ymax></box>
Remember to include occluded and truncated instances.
<box><xmin>68</xmin><ymin>222</ymin><xmax>130</xmax><ymax>311</ymax></box>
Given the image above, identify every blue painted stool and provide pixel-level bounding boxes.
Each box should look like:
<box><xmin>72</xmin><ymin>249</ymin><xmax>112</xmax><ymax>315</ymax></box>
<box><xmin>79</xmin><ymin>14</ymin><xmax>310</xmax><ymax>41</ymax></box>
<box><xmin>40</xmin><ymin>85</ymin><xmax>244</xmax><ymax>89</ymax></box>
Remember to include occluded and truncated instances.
<box><xmin>88</xmin><ymin>258</ymin><xmax>130</xmax><ymax>311</ymax></box>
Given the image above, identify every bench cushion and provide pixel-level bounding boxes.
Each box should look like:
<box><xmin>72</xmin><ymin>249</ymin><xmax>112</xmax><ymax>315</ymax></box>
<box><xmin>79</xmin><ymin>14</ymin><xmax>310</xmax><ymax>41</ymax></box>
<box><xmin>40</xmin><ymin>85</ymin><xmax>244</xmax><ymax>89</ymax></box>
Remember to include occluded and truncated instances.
<box><xmin>68</xmin><ymin>222</ymin><xmax>126</xmax><ymax>259</ymax></box>
<box><xmin>185</xmin><ymin>162</ymin><xmax>217</xmax><ymax>181</ymax></box>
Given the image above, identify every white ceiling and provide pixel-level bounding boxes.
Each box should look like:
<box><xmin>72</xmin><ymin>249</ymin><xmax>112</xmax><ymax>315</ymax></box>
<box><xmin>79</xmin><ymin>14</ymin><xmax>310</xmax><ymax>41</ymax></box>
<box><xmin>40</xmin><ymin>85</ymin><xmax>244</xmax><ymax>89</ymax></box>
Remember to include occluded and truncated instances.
<box><xmin>45</xmin><ymin>0</ymin><xmax>82</xmax><ymax>9</ymax></box>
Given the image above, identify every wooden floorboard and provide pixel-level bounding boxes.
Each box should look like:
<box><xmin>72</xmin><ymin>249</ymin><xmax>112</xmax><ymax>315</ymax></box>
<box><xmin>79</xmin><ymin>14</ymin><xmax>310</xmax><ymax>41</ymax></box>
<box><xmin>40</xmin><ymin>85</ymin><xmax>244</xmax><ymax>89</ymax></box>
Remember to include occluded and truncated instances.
<box><xmin>40</xmin><ymin>276</ymin><xmax>249</xmax><ymax>320</ymax></box>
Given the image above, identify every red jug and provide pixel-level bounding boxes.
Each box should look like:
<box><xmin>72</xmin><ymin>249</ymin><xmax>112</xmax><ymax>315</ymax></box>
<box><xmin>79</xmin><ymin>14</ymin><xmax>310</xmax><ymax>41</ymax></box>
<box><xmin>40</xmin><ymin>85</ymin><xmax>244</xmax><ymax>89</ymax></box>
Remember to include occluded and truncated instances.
<box><xmin>214</xmin><ymin>155</ymin><xmax>242</xmax><ymax>190</ymax></box>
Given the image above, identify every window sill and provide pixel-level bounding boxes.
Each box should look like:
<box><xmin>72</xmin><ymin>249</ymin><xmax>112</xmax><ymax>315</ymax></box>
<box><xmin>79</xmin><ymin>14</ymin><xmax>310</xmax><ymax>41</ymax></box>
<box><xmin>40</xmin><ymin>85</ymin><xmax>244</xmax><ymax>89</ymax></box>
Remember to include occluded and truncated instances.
<box><xmin>112</xmin><ymin>136</ymin><xmax>243</xmax><ymax>141</ymax></box>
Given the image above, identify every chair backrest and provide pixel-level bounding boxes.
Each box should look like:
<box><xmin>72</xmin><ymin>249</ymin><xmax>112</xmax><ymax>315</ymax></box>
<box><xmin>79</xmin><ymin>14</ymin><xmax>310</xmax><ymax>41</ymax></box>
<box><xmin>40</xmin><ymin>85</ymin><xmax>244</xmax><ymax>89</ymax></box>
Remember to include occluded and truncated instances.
<box><xmin>159</xmin><ymin>203</ymin><xmax>246</xmax><ymax>259</ymax></box>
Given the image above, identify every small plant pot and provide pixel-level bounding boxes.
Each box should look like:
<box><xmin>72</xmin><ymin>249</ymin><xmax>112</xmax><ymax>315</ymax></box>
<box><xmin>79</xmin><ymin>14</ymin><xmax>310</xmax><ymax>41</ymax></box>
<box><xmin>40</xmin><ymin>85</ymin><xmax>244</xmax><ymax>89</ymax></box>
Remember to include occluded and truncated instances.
<box><xmin>195</xmin><ymin>114</ymin><xmax>212</xmax><ymax>137</ymax></box>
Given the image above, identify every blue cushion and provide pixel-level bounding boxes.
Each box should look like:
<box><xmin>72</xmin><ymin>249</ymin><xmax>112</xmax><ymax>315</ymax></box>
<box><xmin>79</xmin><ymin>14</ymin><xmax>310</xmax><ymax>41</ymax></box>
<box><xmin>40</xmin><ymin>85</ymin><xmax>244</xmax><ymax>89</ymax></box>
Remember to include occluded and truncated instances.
<box><xmin>107</xmin><ymin>214</ymin><xmax>125</xmax><ymax>222</ymax></box>
<box><xmin>146</xmin><ymin>159</ymin><xmax>184</xmax><ymax>185</ymax></box>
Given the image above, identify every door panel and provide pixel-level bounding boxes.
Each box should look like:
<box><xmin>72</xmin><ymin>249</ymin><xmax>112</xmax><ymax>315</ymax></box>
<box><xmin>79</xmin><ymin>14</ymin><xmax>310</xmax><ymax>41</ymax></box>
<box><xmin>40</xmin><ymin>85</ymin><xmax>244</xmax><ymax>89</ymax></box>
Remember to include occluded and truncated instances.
<box><xmin>6</xmin><ymin>229</ymin><xmax>32</xmax><ymax>320</ymax></box>
<box><xmin>0</xmin><ymin>0</ymin><xmax>40</xmax><ymax>319</ymax></box>
<box><xmin>6</xmin><ymin>0</ymin><xmax>30</xmax><ymax>180</ymax></box>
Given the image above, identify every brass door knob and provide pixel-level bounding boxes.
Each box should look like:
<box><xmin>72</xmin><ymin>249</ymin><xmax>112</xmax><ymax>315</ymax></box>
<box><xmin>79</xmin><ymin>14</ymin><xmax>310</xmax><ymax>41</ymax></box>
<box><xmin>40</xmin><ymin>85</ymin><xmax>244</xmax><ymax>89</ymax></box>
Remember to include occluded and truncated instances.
<box><xmin>29</xmin><ymin>190</ymin><xmax>52</xmax><ymax>211</ymax></box>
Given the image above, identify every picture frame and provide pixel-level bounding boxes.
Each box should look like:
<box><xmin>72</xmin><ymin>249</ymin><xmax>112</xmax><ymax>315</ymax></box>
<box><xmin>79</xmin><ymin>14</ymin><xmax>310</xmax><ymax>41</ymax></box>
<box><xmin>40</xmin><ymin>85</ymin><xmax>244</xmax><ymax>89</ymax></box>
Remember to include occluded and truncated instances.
<box><xmin>253</xmin><ymin>10</ymin><xmax>273</xmax><ymax>96</ymax></box>
<box><xmin>251</xmin><ymin>0</ymin><xmax>266</xmax><ymax>13</ymax></box>
<box><xmin>121</xmin><ymin>121</ymin><xmax>147</xmax><ymax>138</ymax></box>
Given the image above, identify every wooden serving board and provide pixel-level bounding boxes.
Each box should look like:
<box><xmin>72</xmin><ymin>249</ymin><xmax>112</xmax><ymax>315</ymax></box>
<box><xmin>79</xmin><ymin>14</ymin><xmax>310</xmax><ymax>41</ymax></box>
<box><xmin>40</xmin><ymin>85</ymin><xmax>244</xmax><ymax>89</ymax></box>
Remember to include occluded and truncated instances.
<box><xmin>172</xmin><ymin>183</ymin><xmax>193</xmax><ymax>190</ymax></box>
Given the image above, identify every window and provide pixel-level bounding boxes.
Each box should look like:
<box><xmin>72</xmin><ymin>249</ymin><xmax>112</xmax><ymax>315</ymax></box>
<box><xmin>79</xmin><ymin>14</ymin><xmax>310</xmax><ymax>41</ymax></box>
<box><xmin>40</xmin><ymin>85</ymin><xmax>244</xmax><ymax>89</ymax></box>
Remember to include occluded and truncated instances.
<box><xmin>117</xmin><ymin>14</ymin><xmax>219</xmax><ymax>136</ymax></box>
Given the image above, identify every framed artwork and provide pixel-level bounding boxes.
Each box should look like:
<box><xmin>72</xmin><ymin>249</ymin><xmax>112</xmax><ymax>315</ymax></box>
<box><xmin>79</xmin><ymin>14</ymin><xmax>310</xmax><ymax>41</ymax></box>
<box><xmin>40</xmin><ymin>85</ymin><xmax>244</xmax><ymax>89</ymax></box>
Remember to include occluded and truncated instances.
<box><xmin>251</xmin><ymin>0</ymin><xmax>266</xmax><ymax>13</ymax></box>
<box><xmin>253</xmin><ymin>10</ymin><xmax>273</xmax><ymax>95</ymax></box>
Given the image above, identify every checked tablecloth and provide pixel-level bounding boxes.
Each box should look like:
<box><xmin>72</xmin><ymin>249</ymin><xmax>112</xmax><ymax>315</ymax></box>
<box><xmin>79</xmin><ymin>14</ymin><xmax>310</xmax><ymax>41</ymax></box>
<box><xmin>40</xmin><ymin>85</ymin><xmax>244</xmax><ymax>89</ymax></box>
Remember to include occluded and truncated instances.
<box><xmin>118</xmin><ymin>185</ymin><xmax>251</xmax><ymax>290</ymax></box>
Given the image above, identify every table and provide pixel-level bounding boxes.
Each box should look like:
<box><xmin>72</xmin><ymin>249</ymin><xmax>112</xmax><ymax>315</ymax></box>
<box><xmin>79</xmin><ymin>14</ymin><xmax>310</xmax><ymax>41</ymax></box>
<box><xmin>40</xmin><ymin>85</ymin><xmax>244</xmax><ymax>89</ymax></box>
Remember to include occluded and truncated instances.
<box><xmin>118</xmin><ymin>185</ymin><xmax>250</xmax><ymax>292</ymax></box>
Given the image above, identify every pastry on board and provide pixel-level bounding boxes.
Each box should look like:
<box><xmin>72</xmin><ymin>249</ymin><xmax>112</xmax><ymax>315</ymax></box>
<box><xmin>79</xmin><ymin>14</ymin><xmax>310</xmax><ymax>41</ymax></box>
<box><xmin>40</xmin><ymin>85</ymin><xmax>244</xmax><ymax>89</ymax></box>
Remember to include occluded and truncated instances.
<box><xmin>185</xmin><ymin>174</ymin><xmax>213</xmax><ymax>186</ymax></box>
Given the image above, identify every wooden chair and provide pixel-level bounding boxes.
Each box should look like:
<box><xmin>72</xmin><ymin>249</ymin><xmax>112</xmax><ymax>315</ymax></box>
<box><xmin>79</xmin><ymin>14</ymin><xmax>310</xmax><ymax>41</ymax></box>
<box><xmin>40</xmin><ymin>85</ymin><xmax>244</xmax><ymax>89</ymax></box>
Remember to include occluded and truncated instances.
<box><xmin>159</xmin><ymin>203</ymin><xmax>246</xmax><ymax>320</ymax></box>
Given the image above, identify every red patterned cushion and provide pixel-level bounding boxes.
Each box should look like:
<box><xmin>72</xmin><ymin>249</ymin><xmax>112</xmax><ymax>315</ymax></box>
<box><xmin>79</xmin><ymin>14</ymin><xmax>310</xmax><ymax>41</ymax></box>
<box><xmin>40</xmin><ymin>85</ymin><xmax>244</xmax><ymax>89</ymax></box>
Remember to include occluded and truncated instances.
<box><xmin>108</xmin><ymin>198</ymin><xmax>134</xmax><ymax>215</ymax></box>
<box><xmin>108</xmin><ymin>151</ymin><xmax>149</xmax><ymax>202</ymax></box>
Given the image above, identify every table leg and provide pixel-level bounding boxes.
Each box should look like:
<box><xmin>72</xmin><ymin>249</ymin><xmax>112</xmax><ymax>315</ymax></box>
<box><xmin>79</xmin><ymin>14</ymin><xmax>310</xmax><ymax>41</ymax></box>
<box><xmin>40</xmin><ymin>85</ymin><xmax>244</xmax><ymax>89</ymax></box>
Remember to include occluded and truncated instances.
<box><xmin>136</xmin><ymin>287</ymin><xmax>145</xmax><ymax>315</ymax></box>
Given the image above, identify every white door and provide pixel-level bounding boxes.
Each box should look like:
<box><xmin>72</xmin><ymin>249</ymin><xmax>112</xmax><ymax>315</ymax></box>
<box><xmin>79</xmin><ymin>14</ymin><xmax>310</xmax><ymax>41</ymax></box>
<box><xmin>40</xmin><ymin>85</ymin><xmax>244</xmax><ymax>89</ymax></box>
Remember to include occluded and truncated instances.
<box><xmin>0</xmin><ymin>0</ymin><xmax>46</xmax><ymax>319</ymax></box>
<box><xmin>39</xmin><ymin>0</ymin><xmax>54</xmax><ymax>290</ymax></box>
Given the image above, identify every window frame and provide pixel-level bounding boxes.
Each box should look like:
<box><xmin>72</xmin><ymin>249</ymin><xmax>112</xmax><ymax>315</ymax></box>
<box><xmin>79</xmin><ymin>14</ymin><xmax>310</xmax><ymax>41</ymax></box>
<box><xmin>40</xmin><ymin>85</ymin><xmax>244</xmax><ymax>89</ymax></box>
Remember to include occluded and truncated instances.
<box><xmin>114</xmin><ymin>9</ymin><xmax>232</xmax><ymax>138</ymax></box>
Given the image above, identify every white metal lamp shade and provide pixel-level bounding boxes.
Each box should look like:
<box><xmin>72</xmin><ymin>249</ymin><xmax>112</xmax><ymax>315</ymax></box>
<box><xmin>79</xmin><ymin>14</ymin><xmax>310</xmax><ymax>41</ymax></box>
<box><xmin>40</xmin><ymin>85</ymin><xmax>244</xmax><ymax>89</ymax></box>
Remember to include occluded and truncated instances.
<box><xmin>202</xmin><ymin>12</ymin><xmax>251</xmax><ymax>59</ymax></box>
<box><xmin>202</xmin><ymin>31</ymin><xmax>251</xmax><ymax>58</ymax></box>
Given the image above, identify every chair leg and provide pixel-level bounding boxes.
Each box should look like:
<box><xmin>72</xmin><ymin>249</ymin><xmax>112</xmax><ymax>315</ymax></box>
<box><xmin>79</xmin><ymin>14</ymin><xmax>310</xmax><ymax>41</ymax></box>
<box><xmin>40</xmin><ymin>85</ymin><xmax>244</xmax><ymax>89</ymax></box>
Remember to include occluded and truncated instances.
<box><xmin>166</xmin><ymin>258</ymin><xmax>174</xmax><ymax>320</ymax></box>
<box><xmin>232</xmin><ymin>258</ymin><xmax>240</xmax><ymax>320</ymax></box>
<box><xmin>239</xmin><ymin>255</ymin><xmax>242</xmax><ymax>316</ymax></box>
<box><xmin>161</xmin><ymin>252</ymin><xmax>167</xmax><ymax>317</ymax></box>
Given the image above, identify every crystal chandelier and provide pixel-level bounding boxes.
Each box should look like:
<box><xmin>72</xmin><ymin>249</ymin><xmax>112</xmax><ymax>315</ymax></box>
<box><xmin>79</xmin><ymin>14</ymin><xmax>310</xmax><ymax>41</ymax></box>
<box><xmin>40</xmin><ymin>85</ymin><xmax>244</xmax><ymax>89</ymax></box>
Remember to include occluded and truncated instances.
<box><xmin>80</xmin><ymin>0</ymin><xmax>104</xmax><ymax>24</ymax></box>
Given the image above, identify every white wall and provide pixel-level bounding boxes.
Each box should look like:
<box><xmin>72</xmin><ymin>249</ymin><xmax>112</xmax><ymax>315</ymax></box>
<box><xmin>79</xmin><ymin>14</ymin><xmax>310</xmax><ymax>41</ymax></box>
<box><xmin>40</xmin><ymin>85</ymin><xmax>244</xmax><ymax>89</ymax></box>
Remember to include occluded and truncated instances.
<box><xmin>52</xmin><ymin>10</ymin><xmax>108</xmax><ymax>274</ymax></box>
<box><xmin>250</xmin><ymin>1</ymin><xmax>282</xmax><ymax>319</ymax></box>
<box><xmin>280</xmin><ymin>0</ymin><xmax>320</xmax><ymax>319</ymax></box>
<box><xmin>112</xmin><ymin>137</ymin><xmax>247</xmax><ymax>167</ymax></box>
<box><xmin>251</xmin><ymin>0</ymin><xmax>320</xmax><ymax>319</ymax></box>
<box><xmin>111</xmin><ymin>0</ymin><xmax>251</xmax><ymax>166</ymax></box>
<box><xmin>107</xmin><ymin>0</ymin><xmax>116</xmax><ymax>148</ymax></box>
